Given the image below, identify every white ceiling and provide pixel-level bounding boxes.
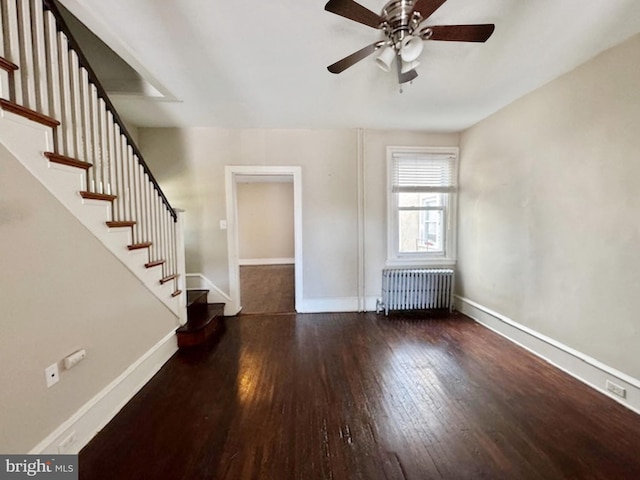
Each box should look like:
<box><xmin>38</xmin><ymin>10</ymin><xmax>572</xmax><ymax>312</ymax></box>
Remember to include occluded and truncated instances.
<box><xmin>59</xmin><ymin>0</ymin><xmax>640</xmax><ymax>131</ymax></box>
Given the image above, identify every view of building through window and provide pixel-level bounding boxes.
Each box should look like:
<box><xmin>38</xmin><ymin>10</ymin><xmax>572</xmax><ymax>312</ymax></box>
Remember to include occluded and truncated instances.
<box><xmin>397</xmin><ymin>192</ymin><xmax>445</xmax><ymax>253</ymax></box>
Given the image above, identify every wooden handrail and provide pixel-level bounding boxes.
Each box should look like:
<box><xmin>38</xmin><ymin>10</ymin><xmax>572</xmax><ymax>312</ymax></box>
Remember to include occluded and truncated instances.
<box><xmin>41</xmin><ymin>0</ymin><xmax>176</xmax><ymax>221</ymax></box>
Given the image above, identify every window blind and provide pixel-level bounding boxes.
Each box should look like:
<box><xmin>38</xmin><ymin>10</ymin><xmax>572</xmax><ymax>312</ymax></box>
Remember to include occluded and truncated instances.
<box><xmin>391</xmin><ymin>152</ymin><xmax>457</xmax><ymax>193</ymax></box>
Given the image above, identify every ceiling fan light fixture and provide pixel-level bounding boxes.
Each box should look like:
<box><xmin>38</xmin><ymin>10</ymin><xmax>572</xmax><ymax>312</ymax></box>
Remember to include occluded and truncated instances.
<box><xmin>401</xmin><ymin>59</ymin><xmax>420</xmax><ymax>73</ymax></box>
<box><xmin>375</xmin><ymin>45</ymin><xmax>395</xmax><ymax>72</ymax></box>
<box><xmin>399</xmin><ymin>35</ymin><xmax>423</xmax><ymax>62</ymax></box>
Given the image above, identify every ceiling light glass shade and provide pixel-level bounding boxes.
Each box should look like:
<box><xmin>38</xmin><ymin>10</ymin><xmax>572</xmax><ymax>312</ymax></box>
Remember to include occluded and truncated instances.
<box><xmin>375</xmin><ymin>45</ymin><xmax>396</xmax><ymax>72</ymax></box>
<box><xmin>400</xmin><ymin>35</ymin><xmax>424</xmax><ymax>62</ymax></box>
<box><xmin>401</xmin><ymin>59</ymin><xmax>420</xmax><ymax>73</ymax></box>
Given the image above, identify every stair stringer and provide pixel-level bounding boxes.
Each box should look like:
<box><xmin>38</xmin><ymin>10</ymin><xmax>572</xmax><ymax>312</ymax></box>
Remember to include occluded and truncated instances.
<box><xmin>0</xmin><ymin>109</ymin><xmax>182</xmax><ymax>318</ymax></box>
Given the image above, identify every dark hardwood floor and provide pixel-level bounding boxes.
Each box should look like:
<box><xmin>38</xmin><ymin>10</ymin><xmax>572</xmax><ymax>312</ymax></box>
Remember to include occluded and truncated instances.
<box><xmin>239</xmin><ymin>264</ymin><xmax>295</xmax><ymax>314</ymax></box>
<box><xmin>79</xmin><ymin>312</ymin><xmax>640</xmax><ymax>479</ymax></box>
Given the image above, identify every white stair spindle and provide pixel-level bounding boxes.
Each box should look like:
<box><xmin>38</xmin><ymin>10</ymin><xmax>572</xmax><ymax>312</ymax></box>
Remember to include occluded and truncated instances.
<box><xmin>56</xmin><ymin>35</ymin><xmax>73</xmax><ymax>157</ymax></box>
<box><xmin>141</xmin><ymin>172</ymin><xmax>149</xmax><ymax>247</ymax></box>
<box><xmin>170</xmin><ymin>213</ymin><xmax>177</xmax><ymax>276</ymax></box>
<box><xmin>29</xmin><ymin>0</ymin><xmax>48</xmax><ymax>115</ymax></box>
<box><xmin>156</xmin><ymin>200</ymin><xmax>164</xmax><ymax>273</ymax></box>
<box><xmin>89</xmin><ymin>84</ymin><xmax>102</xmax><ymax>192</ymax></box>
<box><xmin>43</xmin><ymin>11</ymin><xmax>63</xmax><ymax>152</ymax></box>
<box><xmin>4</xmin><ymin>0</ymin><xmax>23</xmax><ymax>103</ymax></box>
<box><xmin>16</xmin><ymin>0</ymin><xmax>37</xmax><ymax>109</ymax></box>
<box><xmin>126</xmin><ymin>146</ymin><xmax>137</xmax><ymax>237</ymax></box>
<box><xmin>131</xmin><ymin>154</ymin><xmax>144</xmax><ymax>243</ymax></box>
<box><xmin>69</xmin><ymin>50</ymin><xmax>85</xmax><ymax>161</ymax></box>
<box><xmin>0</xmin><ymin>3</ymin><xmax>7</xmax><ymax>100</ymax></box>
<box><xmin>149</xmin><ymin>186</ymin><xmax>157</xmax><ymax>259</ymax></box>
<box><xmin>78</xmin><ymin>68</ymin><xmax>94</xmax><ymax>187</ymax></box>
<box><xmin>165</xmin><ymin>209</ymin><xmax>172</xmax><ymax>276</ymax></box>
<box><xmin>106</xmin><ymin>111</ymin><xmax>116</xmax><ymax>198</ymax></box>
<box><xmin>97</xmin><ymin>94</ymin><xmax>107</xmax><ymax>194</ymax></box>
<box><xmin>114</xmin><ymin>129</ymin><xmax>127</xmax><ymax>222</ymax></box>
<box><xmin>0</xmin><ymin>2</ymin><xmax>5</xmax><ymax>57</ymax></box>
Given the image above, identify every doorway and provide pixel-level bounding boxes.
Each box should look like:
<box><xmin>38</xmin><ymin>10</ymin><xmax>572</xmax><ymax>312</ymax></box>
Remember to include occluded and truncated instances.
<box><xmin>225</xmin><ymin>166</ymin><xmax>303</xmax><ymax>315</ymax></box>
<box><xmin>237</xmin><ymin>178</ymin><xmax>294</xmax><ymax>313</ymax></box>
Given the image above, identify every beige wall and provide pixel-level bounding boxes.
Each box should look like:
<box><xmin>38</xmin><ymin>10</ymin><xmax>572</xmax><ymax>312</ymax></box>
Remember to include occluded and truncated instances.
<box><xmin>139</xmin><ymin>128</ymin><xmax>458</xmax><ymax>307</ymax></box>
<box><xmin>457</xmin><ymin>33</ymin><xmax>640</xmax><ymax>379</ymax></box>
<box><xmin>237</xmin><ymin>182</ymin><xmax>294</xmax><ymax>261</ymax></box>
<box><xmin>139</xmin><ymin>128</ymin><xmax>359</xmax><ymax>300</ymax></box>
<box><xmin>0</xmin><ymin>147</ymin><xmax>178</xmax><ymax>453</ymax></box>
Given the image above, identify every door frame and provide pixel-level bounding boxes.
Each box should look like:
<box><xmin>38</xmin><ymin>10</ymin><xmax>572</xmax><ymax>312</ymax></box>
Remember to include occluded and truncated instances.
<box><xmin>224</xmin><ymin>165</ymin><xmax>303</xmax><ymax>314</ymax></box>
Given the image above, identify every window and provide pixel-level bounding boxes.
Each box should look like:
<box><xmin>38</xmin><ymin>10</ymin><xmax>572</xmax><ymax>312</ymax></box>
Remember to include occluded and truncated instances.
<box><xmin>387</xmin><ymin>147</ymin><xmax>458</xmax><ymax>265</ymax></box>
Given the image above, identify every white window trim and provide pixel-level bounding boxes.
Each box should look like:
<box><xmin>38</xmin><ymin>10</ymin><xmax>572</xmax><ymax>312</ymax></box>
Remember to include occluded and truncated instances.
<box><xmin>386</xmin><ymin>146</ymin><xmax>459</xmax><ymax>267</ymax></box>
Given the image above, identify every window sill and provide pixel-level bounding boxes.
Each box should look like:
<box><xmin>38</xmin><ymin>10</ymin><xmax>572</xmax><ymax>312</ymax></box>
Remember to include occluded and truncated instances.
<box><xmin>385</xmin><ymin>257</ymin><xmax>457</xmax><ymax>268</ymax></box>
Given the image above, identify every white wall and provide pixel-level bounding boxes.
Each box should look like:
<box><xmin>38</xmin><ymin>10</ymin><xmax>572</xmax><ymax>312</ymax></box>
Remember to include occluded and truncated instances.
<box><xmin>140</xmin><ymin>128</ymin><xmax>458</xmax><ymax>311</ymax></box>
<box><xmin>237</xmin><ymin>181</ymin><xmax>294</xmax><ymax>263</ymax></box>
<box><xmin>0</xmin><ymin>148</ymin><xmax>178</xmax><ymax>453</ymax></box>
<box><xmin>457</xmin><ymin>33</ymin><xmax>640</xmax><ymax>381</ymax></box>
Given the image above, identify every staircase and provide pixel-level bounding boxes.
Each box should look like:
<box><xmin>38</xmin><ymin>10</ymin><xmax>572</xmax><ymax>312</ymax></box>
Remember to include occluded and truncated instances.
<box><xmin>0</xmin><ymin>0</ymin><xmax>230</xmax><ymax>337</ymax></box>
<box><xmin>176</xmin><ymin>290</ymin><xmax>225</xmax><ymax>348</ymax></box>
<box><xmin>0</xmin><ymin>0</ymin><xmax>186</xmax><ymax>319</ymax></box>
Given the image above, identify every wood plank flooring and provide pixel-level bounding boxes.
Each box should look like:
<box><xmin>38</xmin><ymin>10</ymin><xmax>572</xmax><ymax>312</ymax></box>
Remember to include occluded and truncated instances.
<box><xmin>240</xmin><ymin>264</ymin><xmax>295</xmax><ymax>314</ymax></box>
<box><xmin>79</xmin><ymin>312</ymin><xmax>640</xmax><ymax>479</ymax></box>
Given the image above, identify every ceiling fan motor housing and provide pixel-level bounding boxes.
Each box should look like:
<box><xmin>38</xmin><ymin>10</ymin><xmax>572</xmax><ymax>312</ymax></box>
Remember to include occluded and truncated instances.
<box><xmin>381</xmin><ymin>0</ymin><xmax>420</xmax><ymax>44</ymax></box>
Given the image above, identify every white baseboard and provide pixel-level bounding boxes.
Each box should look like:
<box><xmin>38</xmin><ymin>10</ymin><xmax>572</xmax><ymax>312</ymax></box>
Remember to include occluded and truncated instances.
<box><xmin>455</xmin><ymin>295</ymin><xmax>640</xmax><ymax>415</ymax></box>
<box><xmin>186</xmin><ymin>273</ymin><xmax>359</xmax><ymax>316</ymax></box>
<box><xmin>30</xmin><ymin>331</ymin><xmax>178</xmax><ymax>454</ymax></box>
<box><xmin>239</xmin><ymin>257</ymin><xmax>294</xmax><ymax>266</ymax></box>
<box><xmin>296</xmin><ymin>296</ymin><xmax>360</xmax><ymax>313</ymax></box>
<box><xmin>185</xmin><ymin>273</ymin><xmax>236</xmax><ymax>315</ymax></box>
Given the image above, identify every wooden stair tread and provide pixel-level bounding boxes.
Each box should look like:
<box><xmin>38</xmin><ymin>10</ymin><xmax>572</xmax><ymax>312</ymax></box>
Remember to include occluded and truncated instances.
<box><xmin>44</xmin><ymin>152</ymin><xmax>91</xmax><ymax>170</ymax></box>
<box><xmin>106</xmin><ymin>221</ymin><xmax>136</xmax><ymax>228</ymax></box>
<box><xmin>0</xmin><ymin>98</ymin><xmax>60</xmax><ymax>127</ymax></box>
<box><xmin>177</xmin><ymin>304</ymin><xmax>224</xmax><ymax>333</ymax></box>
<box><xmin>171</xmin><ymin>290</ymin><xmax>182</xmax><ymax>298</ymax></box>
<box><xmin>160</xmin><ymin>273</ymin><xmax>178</xmax><ymax>285</ymax></box>
<box><xmin>145</xmin><ymin>260</ymin><xmax>165</xmax><ymax>268</ymax></box>
<box><xmin>128</xmin><ymin>242</ymin><xmax>152</xmax><ymax>250</ymax></box>
<box><xmin>80</xmin><ymin>191</ymin><xmax>117</xmax><ymax>202</ymax></box>
<box><xmin>0</xmin><ymin>57</ymin><xmax>19</xmax><ymax>72</ymax></box>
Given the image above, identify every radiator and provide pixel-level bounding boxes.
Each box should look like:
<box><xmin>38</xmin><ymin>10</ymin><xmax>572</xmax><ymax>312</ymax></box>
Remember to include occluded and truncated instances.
<box><xmin>377</xmin><ymin>268</ymin><xmax>455</xmax><ymax>315</ymax></box>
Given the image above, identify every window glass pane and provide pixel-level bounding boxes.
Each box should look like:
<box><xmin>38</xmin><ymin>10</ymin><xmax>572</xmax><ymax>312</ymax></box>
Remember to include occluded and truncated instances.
<box><xmin>398</xmin><ymin>209</ymin><xmax>444</xmax><ymax>253</ymax></box>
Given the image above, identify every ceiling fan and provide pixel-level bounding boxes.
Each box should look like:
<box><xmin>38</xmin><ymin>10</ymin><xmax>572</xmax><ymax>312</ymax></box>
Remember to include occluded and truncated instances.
<box><xmin>325</xmin><ymin>0</ymin><xmax>495</xmax><ymax>84</ymax></box>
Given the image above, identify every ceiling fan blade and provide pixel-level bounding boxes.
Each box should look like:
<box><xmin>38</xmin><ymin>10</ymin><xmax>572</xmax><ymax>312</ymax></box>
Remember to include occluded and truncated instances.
<box><xmin>411</xmin><ymin>0</ymin><xmax>448</xmax><ymax>21</ymax></box>
<box><xmin>396</xmin><ymin>56</ymin><xmax>418</xmax><ymax>84</ymax></box>
<box><xmin>325</xmin><ymin>0</ymin><xmax>385</xmax><ymax>29</ymax></box>
<box><xmin>327</xmin><ymin>42</ymin><xmax>385</xmax><ymax>74</ymax></box>
<box><xmin>424</xmin><ymin>24</ymin><xmax>495</xmax><ymax>42</ymax></box>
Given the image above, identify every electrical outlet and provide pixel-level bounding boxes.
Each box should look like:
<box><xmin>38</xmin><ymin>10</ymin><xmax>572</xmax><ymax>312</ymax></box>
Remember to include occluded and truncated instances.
<box><xmin>64</xmin><ymin>349</ymin><xmax>86</xmax><ymax>370</ymax></box>
<box><xmin>606</xmin><ymin>380</ymin><xmax>627</xmax><ymax>399</ymax></box>
<box><xmin>58</xmin><ymin>431</ymin><xmax>76</xmax><ymax>454</ymax></box>
<box><xmin>45</xmin><ymin>363</ymin><xmax>59</xmax><ymax>388</ymax></box>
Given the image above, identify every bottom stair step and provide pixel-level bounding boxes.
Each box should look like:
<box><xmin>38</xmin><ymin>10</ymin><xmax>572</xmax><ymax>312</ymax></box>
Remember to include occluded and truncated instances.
<box><xmin>176</xmin><ymin>303</ymin><xmax>225</xmax><ymax>348</ymax></box>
